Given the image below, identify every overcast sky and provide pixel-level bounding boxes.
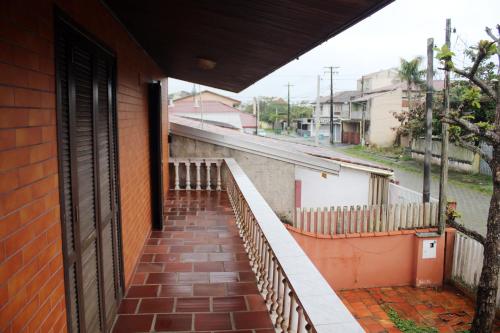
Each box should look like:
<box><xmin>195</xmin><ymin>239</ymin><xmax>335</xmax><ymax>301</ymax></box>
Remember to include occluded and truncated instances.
<box><xmin>168</xmin><ymin>0</ymin><xmax>500</xmax><ymax>104</ymax></box>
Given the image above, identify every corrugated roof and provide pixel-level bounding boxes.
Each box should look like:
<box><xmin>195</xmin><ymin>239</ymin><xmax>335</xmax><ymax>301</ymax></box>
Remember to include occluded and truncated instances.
<box><xmin>169</xmin><ymin>100</ymin><xmax>256</xmax><ymax>128</ymax></box>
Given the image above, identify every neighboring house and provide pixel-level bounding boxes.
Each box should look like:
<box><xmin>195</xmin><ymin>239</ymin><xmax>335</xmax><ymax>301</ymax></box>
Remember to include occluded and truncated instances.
<box><xmin>169</xmin><ymin>100</ymin><xmax>257</xmax><ymax>133</ymax></box>
<box><xmin>308</xmin><ymin>68</ymin><xmax>443</xmax><ymax>147</ymax></box>
<box><xmin>297</xmin><ymin>91</ymin><xmax>360</xmax><ymax>142</ymax></box>
<box><xmin>173</xmin><ymin>90</ymin><xmax>241</xmax><ymax>107</ymax></box>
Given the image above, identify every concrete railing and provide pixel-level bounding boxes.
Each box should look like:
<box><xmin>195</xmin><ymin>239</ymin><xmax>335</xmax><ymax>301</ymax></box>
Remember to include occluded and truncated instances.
<box><xmin>223</xmin><ymin>158</ymin><xmax>363</xmax><ymax>333</ymax></box>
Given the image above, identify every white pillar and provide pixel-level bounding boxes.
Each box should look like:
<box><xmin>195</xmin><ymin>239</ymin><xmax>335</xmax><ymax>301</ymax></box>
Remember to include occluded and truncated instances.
<box><xmin>205</xmin><ymin>161</ymin><xmax>211</xmax><ymax>190</ymax></box>
<box><xmin>215</xmin><ymin>160</ymin><xmax>222</xmax><ymax>191</ymax></box>
<box><xmin>173</xmin><ymin>161</ymin><xmax>180</xmax><ymax>190</ymax></box>
<box><xmin>194</xmin><ymin>161</ymin><xmax>202</xmax><ymax>190</ymax></box>
<box><xmin>185</xmin><ymin>161</ymin><xmax>191</xmax><ymax>190</ymax></box>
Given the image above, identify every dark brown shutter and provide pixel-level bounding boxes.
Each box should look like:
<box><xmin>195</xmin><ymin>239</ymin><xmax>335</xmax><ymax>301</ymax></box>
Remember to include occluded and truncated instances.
<box><xmin>55</xmin><ymin>13</ymin><xmax>123</xmax><ymax>333</ymax></box>
<box><xmin>96</xmin><ymin>57</ymin><xmax>119</xmax><ymax>326</ymax></box>
<box><xmin>72</xmin><ymin>44</ymin><xmax>102</xmax><ymax>333</ymax></box>
<box><xmin>55</xmin><ymin>29</ymin><xmax>80</xmax><ymax>333</ymax></box>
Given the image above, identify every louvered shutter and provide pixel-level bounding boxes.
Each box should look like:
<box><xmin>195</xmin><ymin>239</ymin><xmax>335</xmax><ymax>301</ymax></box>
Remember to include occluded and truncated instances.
<box><xmin>56</xmin><ymin>15</ymin><xmax>122</xmax><ymax>333</ymax></box>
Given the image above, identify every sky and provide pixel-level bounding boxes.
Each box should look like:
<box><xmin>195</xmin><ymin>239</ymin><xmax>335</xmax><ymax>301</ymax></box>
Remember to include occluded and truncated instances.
<box><xmin>168</xmin><ymin>0</ymin><xmax>500</xmax><ymax>104</ymax></box>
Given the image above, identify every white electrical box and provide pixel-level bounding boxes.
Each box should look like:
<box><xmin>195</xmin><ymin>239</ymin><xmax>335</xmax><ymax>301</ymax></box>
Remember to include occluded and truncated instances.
<box><xmin>422</xmin><ymin>239</ymin><xmax>437</xmax><ymax>259</ymax></box>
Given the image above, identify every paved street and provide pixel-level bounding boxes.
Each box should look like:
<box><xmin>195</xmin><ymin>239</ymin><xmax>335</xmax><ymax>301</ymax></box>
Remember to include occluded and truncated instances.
<box><xmin>264</xmin><ymin>133</ymin><xmax>490</xmax><ymax>236</ymax></box>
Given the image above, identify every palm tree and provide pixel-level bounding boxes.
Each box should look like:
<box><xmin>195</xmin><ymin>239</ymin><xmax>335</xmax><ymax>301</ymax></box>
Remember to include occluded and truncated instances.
<box><xmin>398</xmin><ymin>56</ymin><xmax>426</xmax><ymax>145</ymax></box>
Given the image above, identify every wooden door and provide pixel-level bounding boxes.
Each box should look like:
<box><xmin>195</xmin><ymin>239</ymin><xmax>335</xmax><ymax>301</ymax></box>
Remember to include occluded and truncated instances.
<box><xmin>55</xmin><ymin>13</ymin><xmax>123</xmax><ymax>333</ymax></box>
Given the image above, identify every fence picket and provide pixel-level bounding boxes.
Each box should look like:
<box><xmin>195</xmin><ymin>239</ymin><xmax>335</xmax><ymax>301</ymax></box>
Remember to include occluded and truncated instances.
<box><xmin>330</xmin><ymin>207</ymin><xmax>336</xmax><ymax>235</ymax></box>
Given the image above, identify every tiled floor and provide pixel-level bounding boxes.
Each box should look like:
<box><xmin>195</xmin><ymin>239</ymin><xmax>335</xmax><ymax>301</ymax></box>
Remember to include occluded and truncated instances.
<box><xmin>340</xmin><ymin>285</ymin><xmax>500</xmax><ymax>333</ymax></box>
<box><xmin>113</xmin><ymin>191</ymin><xmax>274</xmax><ymax>332</ymax></box>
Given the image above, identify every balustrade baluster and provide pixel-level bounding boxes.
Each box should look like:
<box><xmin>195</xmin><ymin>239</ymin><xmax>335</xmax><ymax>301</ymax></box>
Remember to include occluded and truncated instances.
<box><xmin>296</xmin><ymin>306</ymin><xmax>305</xmax><ymax>333</ymax></box>
<box><xmin>173</xmin><ymin>161</ymin><xmax>180</xmax><ymax>190</ymax></box>
<box><xmin>205</xmin><ymin>161</ymin><xmax>211</xmax><ymax>190</ymax></box>
<box><xmin>195</xmin><ymin>161</ymin><xmax>201</xmax><ymax>190</ymax></box>
<box><xmin>185</xmin><ymin>161</ymin><xmax>191</xmax><ymax>190</ymax></box>
<box><xmin>275</xmin><ymin>268</ymin><xmax>285</xmax><ymax>328</ymax></box>
<box><xmin>287</xmin><ymin>295</ymin><xmax>297</xmax><ymax>333</ymax></box>
<box><xmin>265</xmin><ymin>249</ymin><xmax>274</xmax><ymax>307</ymax></box>
<box><xmin>280</xmin><ymin>282</ymin><xmax>290</xmax><ymax>332</ymax></box>
<box><xmin>259</xmin><ymin>241</ymin><xmax>269</xmax><ymax>294</ymax></box>
<box><xmin>270</xmin><ymin>258</ymin><xmax>279</xmax><ymax>315</ymax></box>
<box><xmin>216</xmin><ymin>160</ymin><xmax>222</xmax><ymax>191</ymax></box>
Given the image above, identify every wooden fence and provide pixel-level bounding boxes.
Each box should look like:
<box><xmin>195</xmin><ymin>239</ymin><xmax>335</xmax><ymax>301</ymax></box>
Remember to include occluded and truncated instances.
<box><xmin>451</xmin><ymin>232</ymin><xmax>500</xmax><ymax>308</ymax></box>
<box><xmin>293</xmin><ymin>202</ymin><xmax>439</xmax><ymax>235</ymax></box>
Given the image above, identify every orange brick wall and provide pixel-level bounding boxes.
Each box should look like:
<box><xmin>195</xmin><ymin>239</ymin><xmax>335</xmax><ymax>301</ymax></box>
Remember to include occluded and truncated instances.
<box><xmin>0</xmin><ymin>0</ymin><xmax>168</xmax><ymax>331</ymax></box>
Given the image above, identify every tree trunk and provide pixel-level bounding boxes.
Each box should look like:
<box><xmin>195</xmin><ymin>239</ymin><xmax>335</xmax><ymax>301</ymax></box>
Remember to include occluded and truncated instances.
<box><xmin>471</xmin><ymin>153</ymin><xmax>500</xmax><ymax>332</ymax></box>
<box><xmin>471</xmin><ymin>77</ymin><xmax>500</xmax><ymax>332</ymax></box>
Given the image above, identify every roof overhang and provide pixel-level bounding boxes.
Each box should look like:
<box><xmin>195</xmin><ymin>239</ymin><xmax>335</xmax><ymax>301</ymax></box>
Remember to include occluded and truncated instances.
<box><xmin>102</xmin><ymin>0</ymin><xmax>393</xmax><ymax>92</ymax></box>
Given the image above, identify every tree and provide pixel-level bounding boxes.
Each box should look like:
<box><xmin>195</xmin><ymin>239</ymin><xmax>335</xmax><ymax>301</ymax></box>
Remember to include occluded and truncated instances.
<box><xmin>436</xmin><ymin>25</ymin><xmax>499</xmax><ymax>333</ymax></box>
<box><xmin>397</xmin><ymin>57</ymin><xmax>426</xmax><ymax>145</ymax></box>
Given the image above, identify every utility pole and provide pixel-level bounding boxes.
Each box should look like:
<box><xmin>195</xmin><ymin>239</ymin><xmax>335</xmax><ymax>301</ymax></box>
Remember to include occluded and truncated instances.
<box><xmin>285</xmin><ymin>82</ymin><xmax>293</xmax><ymax>130</ymax></box>
<box><xmin>325</xmin><ymin>66</ymin><xmax>339</xmax><ymax>144</ymax></box>
<box><xmin>256</xmin><ymin>97</ymin><xmax>260</xmax><ymax>135</ymax></box>
<box><xmin>361</xmin><ymin>76</ymin><xmax>366</xmax><ymax>146</ymax></box>
<box><xmin>438</xmin><ymin>19</ymin><xmax>451</xmax><ymax>235</ymax></box>
<box><xmin>315</xmin><ymin>75</ymin><xmax>321</xmax><ymax>146</ymax></box>
<box><xmin>423</xmin><ymin>38</ymin><xmax>434</xmax><ymax>204</ymax></box>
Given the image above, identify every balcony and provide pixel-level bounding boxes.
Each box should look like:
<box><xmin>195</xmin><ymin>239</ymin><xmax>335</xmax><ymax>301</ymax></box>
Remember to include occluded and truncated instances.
<box><xmin>114</xmin><ymin>158</ymin><xmax>363</xmax><ymax>332</ymax></box>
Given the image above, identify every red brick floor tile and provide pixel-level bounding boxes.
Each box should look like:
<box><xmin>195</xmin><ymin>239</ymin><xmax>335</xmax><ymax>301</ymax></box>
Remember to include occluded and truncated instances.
<box><xmin>178</xmin><ymin>272</ymin><xmax>210</xmax><ymax>283</ymax></box>
<box><xmin>159</xmin><ymin>284</ymin><xmax>193</xmax><ymax>297</ymax></box>
<box><xmin>154</xmin><ymin>253</ymin><xmax>181</xmax><ymax>262</ymax></box>
<box><xmin>117</xmin><ymin>299</ymin><xmax>139</xmax><ymax>314</ymax></box>
<box><xmin>112</xmin><ymin>314</ymin><xmax>153</xmax><ymax>333</ymax></box>
<box><xmin>245</xmin><ymin>294</ymin><xmax>268</xmax><ymax>311</ymax></box>
<box><xmin>126</xmin><ymin>285</ymin><xmax>158</xmax><ymax>298</ymax></box>
<box><xmin>213</xmin><ymin>296</ymin><xmax>247</xmax><ymax>312</ymax></box>
<box><xmin>239</xmin><ymin>271</ymin><xmax>257</xmax><ymax>282</ymax></box>
<box><xmin>136</xmin><ymin>262</ymin><xmax>163</xmax><ymax>273</ymax></box>
<box><xmin>193</xmin><ymin>261</ymin><xmax>224</xmax><ymax>272</ymax></box>
<box><xmin>223</xmin><ymin>261</ymin><xmax>252</xmax><ymax>272</ymax></box>
<box><xmin>208</xmin><ymin>252</ymin><xmax>235</xmax><ymax>261</ymax></box>
<box><xmin>163</xmin><ymin>262</ymin><xmax>193</xmax><ymax>272</ymax></box>
<box><xmin>145</xmin><ymin>272</ymin><xmax>177</xmax><ymax>284</ymax></box>
<box><xmin>154</xmin><ymin>313</ymin><xmax>192</xmax><ymax>331</ymax></box>
<box><xmin>175</xmin><ymin>297</ymin><xmax>210</xmax><ymax>312</ymax></box>
<box><xmin>193</xmin><ymin>283</ymin><xmax>226</xmax><ymax>296</ymax></box>
<box><xmin>181</xmin><ymin>252</ymin><xmax>209</xmax><ymax>262</ymax></box>
<box><xmin>137</xmin><ymin>298</ymin><xmax>174</xmax><ymax>313</ymax></box>
<box><xmin>227</xmin><ymin>282</ymin><xmax>260</xmax><ymax>296</ymax></box>
<box><xmin>195</xmin><ymin>313</ymin><xmax>232</xmax><ymax>331</ymax></box>
<box><xmin>233</xmin><ymin>311</ymin><xmax>274</xmax><ymax>330</ymax></box>
<box><xmin>115</xmin><ymin>191</ymin><xmax>274</xmax><ymax>332</ymax></box>
<box><xmin>210</xmin><ymin>272</ymin><xmax>239</xmax><ymax>283</ymax></box>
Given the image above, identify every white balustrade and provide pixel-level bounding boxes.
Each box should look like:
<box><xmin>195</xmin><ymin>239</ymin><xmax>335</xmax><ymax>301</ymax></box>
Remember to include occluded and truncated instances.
<box><xmin>223</xmin><ymin>158</ymin><xmax>364</xmax><ymax>333</ymax></box>
<box><xmin>169</xmin><ymin>158</ymin><xmax>223</xmax><ymax>191</ymax></box>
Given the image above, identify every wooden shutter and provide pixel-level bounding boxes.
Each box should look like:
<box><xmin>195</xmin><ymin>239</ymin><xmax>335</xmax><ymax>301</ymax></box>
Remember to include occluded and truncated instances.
<box><xmin>55</xmin><ymin>13</ymin><xmax>123</xmax><ymax>333</ymax></box>
<box><xmin>55</xmin><ymin>28</ymin><xmax>80</xmax><ymax>333</ymax></box>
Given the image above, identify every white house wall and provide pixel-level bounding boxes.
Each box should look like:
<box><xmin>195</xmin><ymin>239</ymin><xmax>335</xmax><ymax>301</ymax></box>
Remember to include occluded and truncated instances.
<box><xmin>296</xmin><ymin>166</ymin><xmax>370</xmax><ymax>208</ymax></box>
<box><xmin>367</xmin><ymin>89</ymin><xmax>402</xmax><ymax>147</ymax></box>
<box><xmin>179</xmin><ymin>113</ymin><xmax>243</xmax><ymax>129</ymax></box>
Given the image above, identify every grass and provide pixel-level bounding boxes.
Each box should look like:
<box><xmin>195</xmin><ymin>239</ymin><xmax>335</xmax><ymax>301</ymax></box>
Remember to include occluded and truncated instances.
<box><xmin>386</xmin><ymin>307</ymin><xmax>438</xmax><ymax>333</ymax></box>
<box><xmin>338</xmin><ymin>145</ymin><xmax>493</xmax><ymax>196</ymax></box>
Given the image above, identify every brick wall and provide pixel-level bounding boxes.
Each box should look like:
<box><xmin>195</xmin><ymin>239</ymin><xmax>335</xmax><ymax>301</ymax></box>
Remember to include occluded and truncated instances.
<box><xmin>0</xmin><ymin>0</ymin><xmax>167</xmax><ymax>331</ymax></box>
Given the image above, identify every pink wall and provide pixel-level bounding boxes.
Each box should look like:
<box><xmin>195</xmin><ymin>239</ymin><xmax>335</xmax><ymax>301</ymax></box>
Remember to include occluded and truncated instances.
<box><xmin>288</xmin><ymin>226</ymin><xmax>447</xmax><ymax>290</ymax></box>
